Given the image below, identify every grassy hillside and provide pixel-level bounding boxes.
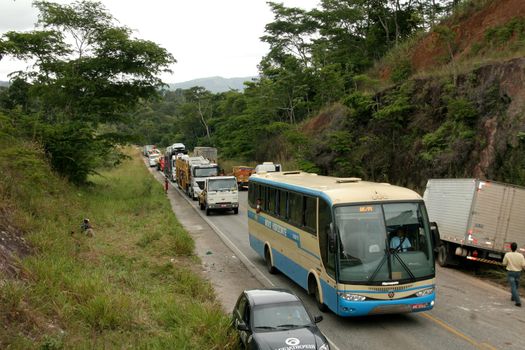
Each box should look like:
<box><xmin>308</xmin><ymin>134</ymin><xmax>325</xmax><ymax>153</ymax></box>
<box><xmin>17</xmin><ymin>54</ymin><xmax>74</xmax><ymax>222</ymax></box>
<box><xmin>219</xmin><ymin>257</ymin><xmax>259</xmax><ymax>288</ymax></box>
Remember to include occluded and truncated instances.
<box><xmin>0</xmin><ymin>126</ymin><xmax>236</xmax><ymax>348</ymax></box>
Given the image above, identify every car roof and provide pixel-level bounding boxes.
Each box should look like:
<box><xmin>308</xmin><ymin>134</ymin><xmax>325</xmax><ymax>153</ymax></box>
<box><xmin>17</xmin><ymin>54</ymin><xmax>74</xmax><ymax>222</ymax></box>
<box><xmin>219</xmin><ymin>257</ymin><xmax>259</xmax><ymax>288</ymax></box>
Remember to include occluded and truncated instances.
<box><xmin>244</xmin><ymin>288</ymin><xmax>300</xmax><ymax>307</ymax></box>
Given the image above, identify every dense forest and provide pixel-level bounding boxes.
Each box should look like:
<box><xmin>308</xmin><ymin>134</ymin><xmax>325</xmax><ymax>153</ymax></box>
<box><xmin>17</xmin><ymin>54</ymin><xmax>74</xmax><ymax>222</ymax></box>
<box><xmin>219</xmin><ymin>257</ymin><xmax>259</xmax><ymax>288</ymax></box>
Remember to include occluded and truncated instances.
<box><xmin>1</xmin><ymin>0</ymin><xmax>525</xmax><ymax>190</ymax></box>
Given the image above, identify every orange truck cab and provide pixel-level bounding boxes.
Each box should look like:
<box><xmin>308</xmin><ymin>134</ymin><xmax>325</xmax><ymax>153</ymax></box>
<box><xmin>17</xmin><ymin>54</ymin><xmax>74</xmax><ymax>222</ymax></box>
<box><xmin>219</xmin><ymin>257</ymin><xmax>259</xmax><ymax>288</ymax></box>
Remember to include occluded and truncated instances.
<box><xmin>232</xmin><ymin>166</ymin><xmax>254</xmax><ymax>190</ymax></box>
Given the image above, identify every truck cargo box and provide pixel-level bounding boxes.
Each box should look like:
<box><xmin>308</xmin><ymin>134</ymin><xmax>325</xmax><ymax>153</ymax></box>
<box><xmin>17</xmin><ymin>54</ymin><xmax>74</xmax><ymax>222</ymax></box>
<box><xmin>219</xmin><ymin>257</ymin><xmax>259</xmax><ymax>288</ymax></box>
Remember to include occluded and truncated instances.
<box><xmin>424</xmin><ymin>178</ymin><xmax>525</xmax><ymax>264</ymax></box>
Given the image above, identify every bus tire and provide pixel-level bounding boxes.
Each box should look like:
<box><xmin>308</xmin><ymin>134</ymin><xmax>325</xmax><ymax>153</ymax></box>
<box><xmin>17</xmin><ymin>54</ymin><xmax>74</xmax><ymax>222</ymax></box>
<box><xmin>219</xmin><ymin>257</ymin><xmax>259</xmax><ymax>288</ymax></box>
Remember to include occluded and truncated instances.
<box><xmin>309</xmin><ymin>276</ymin><xmax>327</xmax><ymax>312</ymax></box>
<box><xmin>265</xmin><ymin>247</ymin><xmax>277</xmax><ymax>274</ymax></box>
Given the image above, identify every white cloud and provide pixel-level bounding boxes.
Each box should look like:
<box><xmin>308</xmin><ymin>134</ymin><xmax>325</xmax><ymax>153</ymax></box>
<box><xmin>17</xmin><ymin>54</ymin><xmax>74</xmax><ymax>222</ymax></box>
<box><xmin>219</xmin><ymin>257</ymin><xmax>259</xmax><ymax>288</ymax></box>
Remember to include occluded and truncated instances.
<box><xmin>0</xmin><ymin>0</ymin><xmax>320</xmax><ymax>83</ymax></box>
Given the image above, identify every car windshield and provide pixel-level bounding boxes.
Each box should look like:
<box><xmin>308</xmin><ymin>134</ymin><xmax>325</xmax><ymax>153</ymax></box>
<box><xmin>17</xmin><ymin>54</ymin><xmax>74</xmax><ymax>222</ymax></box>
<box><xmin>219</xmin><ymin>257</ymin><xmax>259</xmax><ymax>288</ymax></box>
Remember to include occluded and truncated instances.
<box><xmin>252</xmin><ymin>302</ymin><xmax>312</xmax><ymax>330</ymax></box>
<box><xmin>335</xmin><ymin>202</ymin><xmax>434</xmax><ymax>284</ymax></box>
<box><xmin>208</xmin><ymin>179</ymin><xmax>237</xmax><ymax>191</ymax></box>
<box><xmin>194</xmin><ymin>167</ymin><xmax>218</xmax><ymax>177</ymax></box>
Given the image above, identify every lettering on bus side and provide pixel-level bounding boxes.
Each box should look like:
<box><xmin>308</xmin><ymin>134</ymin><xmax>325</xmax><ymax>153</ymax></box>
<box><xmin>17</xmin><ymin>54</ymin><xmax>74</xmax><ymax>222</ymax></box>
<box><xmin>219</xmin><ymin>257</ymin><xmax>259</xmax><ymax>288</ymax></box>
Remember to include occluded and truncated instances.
<box><xmin>264</xmin><ymin>218</ymin><xmax>290</xmax><ymax>239</ymax></box>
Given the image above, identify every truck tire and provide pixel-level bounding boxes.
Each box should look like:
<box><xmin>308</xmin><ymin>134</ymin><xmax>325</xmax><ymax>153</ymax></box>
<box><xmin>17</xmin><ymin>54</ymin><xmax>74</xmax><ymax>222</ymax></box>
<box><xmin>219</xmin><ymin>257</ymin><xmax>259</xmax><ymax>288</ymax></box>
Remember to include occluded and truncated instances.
<box><xmin>233</xmin><ymin>208</ymin><xmax>238</xmax><ymax>214</ymax></box>
<box><xmin>206</xmin><ymin>207</ymin><xmax>211</xmax><ymax>216</ymax></box>
<box><xmin>437</xmin><ymin>243</ymin><xmax>459</xmax><ymax>267</ymax></box>
<box><xmin>437</xmin><ymin>245</ymin><xmax>448</xmax><ymax>267</ymax></box>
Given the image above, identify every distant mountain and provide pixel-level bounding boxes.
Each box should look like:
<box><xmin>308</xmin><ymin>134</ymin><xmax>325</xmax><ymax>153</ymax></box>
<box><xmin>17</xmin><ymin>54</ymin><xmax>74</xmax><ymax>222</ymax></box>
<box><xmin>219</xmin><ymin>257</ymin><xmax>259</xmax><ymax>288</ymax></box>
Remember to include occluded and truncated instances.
<box><xmin>0</xmin><ymin>81</ymin><xmax>9</xmax><ymax>87</ymax></box>
<box><xmin>169</xmin><ymin>76</ymin><xmax>256</xmax><ymax>93</ymax></box>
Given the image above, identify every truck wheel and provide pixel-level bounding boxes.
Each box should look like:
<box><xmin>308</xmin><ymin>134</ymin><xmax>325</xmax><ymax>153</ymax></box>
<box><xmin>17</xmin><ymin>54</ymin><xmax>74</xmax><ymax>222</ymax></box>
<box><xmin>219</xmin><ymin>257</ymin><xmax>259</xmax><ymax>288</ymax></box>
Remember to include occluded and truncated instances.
<box><xmin>233</xmin><ymin>208</ymin><xmax>239</xmax><ymax>214</ymax></box>
<box><xmin>206</xmin><ymin>207</ymin><xmax>211</xmax><ymax>216</ymax></box>
<box><xmin>437</xmin><ymin>244</ymin><xmax>450</xmax><ymax>267</ymax></box>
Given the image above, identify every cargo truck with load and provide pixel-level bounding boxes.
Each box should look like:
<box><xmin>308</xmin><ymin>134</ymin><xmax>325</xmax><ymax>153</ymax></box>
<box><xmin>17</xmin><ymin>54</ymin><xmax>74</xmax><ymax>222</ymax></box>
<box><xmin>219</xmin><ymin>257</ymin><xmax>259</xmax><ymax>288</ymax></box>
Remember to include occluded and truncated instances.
<box><xmin>192</xmin><ymin>146</ymin><xmax>218</xmax><ymax>163</ymax></box>
<box><xmin>423</xmin><ymin>178</ymin><xmax>525</xmax><ymax>266</ymax></box>
<box><xmin>163</xmin><ymin>143</ymin><xmax>186</xmax><ymax>182</ymax></box>
<box><xmin>176</xmin><ymin>156</ymin><xmax>219</xmax><ymax>200</ymax></box>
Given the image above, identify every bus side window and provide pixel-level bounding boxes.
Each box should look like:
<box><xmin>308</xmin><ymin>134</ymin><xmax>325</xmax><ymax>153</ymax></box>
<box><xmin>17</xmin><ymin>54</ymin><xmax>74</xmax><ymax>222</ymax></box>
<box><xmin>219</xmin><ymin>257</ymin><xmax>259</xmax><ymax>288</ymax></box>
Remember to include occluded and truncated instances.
<box><xmin>261</xmin><ymin>185</ymin><xmax>268</xmax><ymax>211</ymax></box>
<box><xmin>289</xmin><ymin>192</ymin><xmax>302</xmax><ymax>227</ymax></box>
<box><xmin>268</xmin><ymin>187</ymin><xmax>276</xmax><ymax>214</ymax></box>
<box><xmin>279</xmin><ymin>190</ymin><xmax>288</xmax><ymax>219</ymax></box>
<box><xmin>248</xmin><ymin>182</ymin><xmax>255</xmax><ymax>207</ymax></box>
<box><xmin>304</xmin><ymin>196</ymin><xmax>316</xmax><ymax>235</ymax></box>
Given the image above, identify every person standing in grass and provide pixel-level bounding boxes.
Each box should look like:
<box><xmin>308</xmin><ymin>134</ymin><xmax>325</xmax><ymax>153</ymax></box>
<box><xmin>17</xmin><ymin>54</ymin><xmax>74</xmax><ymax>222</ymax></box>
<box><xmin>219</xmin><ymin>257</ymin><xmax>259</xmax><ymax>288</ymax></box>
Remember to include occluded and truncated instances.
<box><xmin>503</xmin><ymin>242</ymin><xmax>525</xmax><ymax>307</ymax></box>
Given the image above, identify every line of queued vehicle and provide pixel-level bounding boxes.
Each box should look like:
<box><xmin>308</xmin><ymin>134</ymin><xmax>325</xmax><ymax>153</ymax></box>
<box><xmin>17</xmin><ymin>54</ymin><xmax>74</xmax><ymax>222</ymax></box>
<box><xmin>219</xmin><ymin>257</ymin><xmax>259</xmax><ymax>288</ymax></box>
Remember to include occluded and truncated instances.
<box><xmin>143</xmin><ymin>144</ymin><xmax>331</xmax><ymax>349</ymax></box>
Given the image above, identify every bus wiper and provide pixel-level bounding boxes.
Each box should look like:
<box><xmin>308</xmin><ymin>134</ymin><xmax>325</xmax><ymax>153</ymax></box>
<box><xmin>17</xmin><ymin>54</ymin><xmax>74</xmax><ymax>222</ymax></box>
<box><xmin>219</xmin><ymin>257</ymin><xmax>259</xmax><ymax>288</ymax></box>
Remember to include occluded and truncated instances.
<box><xmin>368</xmin><ymin>252</ymin><xmax>388</xmax><ymax>283</ymax></box>
<box><xmin>391</xmin><ymin>250</ymin><xmax>416</xmax><ymax>280</ymax></box>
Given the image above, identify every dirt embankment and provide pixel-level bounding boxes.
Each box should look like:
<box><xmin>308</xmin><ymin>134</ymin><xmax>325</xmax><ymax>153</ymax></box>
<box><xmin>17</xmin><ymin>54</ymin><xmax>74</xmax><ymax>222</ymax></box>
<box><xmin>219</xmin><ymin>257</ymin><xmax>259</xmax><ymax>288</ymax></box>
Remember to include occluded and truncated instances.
<box><xmin>411</xmin><ymin>0</ymin><xmax>525</xmax><ymax>72</ymax></box>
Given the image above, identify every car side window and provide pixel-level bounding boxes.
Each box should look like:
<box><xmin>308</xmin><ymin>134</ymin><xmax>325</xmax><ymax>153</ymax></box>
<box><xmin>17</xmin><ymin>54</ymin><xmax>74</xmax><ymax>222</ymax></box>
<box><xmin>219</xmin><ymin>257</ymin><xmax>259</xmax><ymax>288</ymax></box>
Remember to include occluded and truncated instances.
<box><xmin>244</xmin><ymin>304</ymin><xmax>251</xmax><ymax>326</ymax></box>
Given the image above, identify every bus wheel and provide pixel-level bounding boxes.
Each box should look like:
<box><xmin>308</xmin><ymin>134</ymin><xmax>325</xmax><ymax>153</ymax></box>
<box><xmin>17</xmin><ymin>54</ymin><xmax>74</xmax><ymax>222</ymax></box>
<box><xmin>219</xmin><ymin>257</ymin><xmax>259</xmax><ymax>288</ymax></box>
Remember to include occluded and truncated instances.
<box><xmin>309</xmin><ymin>277</ymin><xmax>327</xmax><ymax>312</ymax></box>
<box><xmin>265</xmin><ymin>248</ymin><xmax>277</xmax><ymax>274</ymax></box>
<box><xmin>315</xmin><ymin>285</ymin><xmax>328</xmax><ymax>312</ymax></box>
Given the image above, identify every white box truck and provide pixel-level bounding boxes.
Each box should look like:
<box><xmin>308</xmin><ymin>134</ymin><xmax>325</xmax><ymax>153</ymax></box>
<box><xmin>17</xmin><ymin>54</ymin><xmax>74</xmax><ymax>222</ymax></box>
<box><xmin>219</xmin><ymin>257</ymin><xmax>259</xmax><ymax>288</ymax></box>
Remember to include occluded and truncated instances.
<box><xmin>423</xmin><ymin>178</ymin><xmax>525</xmax><ymax>266</ymax></box>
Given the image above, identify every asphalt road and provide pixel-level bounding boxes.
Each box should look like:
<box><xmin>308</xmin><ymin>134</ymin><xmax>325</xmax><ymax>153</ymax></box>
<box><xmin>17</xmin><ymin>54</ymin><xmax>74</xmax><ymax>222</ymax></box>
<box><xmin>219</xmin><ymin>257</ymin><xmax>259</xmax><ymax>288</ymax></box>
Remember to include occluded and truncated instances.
<box><xmin>149</xmin><ymin>165</ymin><xmax>525</xmax><ymax>350</ymax></box>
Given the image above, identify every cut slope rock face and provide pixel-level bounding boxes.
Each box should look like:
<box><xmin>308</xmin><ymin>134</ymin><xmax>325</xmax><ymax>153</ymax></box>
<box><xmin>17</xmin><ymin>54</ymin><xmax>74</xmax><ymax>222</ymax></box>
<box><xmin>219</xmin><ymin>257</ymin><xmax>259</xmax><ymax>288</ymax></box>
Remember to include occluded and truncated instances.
<box><xmin>471</xmin><ymin>58</ymin><xmax>525</xmax><ymax>178</ymax></box>
<box><xmin>0</xmin><ymin>208</ymin><xmax>30</xmax><ymax>278</ymax></box>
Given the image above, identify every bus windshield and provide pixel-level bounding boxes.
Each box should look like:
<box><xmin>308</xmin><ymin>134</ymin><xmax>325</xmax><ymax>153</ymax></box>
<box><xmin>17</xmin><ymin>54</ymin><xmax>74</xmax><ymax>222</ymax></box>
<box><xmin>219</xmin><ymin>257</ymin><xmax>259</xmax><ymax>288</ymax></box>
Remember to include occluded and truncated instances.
<box><xmin>334</xmin><ymin>202</ymin><xmax>434</xmax><ymax>284</ymax></box>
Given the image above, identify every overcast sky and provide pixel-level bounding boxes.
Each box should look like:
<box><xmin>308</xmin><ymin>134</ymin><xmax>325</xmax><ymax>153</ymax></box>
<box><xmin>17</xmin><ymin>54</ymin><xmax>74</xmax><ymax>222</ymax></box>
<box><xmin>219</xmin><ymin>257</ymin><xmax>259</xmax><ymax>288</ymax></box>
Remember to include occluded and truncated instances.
<box><xmin>0</xmin><ymin>0</ymin><xmax>320</xmax><ymax>83</ymax></box>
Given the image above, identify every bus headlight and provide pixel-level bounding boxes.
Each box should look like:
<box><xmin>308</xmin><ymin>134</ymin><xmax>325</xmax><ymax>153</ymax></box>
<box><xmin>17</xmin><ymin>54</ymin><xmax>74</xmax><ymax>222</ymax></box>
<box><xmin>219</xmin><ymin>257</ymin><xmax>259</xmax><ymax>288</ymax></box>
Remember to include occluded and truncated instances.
<box><xmin>338</xmin><ymin>292</ymin><xmax>366</xmax><ymax>301</ymax></box>
<box><xmin>415</xmin><ymin>287</ymin><xmax>434</xmax><ymax>297</ymax></box>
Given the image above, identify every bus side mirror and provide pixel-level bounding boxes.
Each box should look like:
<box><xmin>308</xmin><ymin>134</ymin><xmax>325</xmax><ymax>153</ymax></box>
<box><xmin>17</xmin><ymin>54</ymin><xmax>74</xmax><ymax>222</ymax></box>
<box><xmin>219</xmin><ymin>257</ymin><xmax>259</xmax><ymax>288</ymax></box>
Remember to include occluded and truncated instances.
<box><xmin>430</xmin><ymin>222</ymin><xmax>441</xmax><ymax>252</ymax></box>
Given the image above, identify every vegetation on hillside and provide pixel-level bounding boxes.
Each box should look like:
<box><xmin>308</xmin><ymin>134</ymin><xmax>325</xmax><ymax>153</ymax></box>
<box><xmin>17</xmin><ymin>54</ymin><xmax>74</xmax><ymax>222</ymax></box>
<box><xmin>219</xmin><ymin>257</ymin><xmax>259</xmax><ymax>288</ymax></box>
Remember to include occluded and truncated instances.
<box><xmin>120</xmin><ymin>0</ymin><xmax>525</xmax><ymax>189</ymax></box>
<box><xmin>0</xmin><ymin>129</ymin><xmax>236</xmax><ymax>348</ymax></box>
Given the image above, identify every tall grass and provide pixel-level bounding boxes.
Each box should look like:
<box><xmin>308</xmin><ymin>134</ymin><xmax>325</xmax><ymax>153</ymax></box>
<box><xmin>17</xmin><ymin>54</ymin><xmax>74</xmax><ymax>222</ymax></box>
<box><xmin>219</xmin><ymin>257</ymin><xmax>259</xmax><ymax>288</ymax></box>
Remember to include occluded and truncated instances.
<box><xmin>0</xmin><ymin>137</ymin><xmax>237</xmax><ymax>349</ymax></box>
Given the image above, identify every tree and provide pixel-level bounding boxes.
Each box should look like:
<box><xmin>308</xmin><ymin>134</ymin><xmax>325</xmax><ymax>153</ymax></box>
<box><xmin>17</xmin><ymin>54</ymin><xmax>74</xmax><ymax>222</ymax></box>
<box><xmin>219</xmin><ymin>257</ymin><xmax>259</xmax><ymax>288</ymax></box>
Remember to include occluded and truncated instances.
<box><xmin>0</xmin><ymin>0</ymin><xmax>175</xmax><ymax>183</ymax></box>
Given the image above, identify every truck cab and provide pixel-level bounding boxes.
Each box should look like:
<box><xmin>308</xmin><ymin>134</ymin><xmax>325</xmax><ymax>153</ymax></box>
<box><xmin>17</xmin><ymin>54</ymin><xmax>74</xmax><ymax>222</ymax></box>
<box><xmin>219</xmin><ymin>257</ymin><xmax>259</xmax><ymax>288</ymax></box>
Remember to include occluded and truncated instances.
<box><xmin>190</xmin><ymin>163</ymin><xmax>219</xmax><ymax>200</ymax></box>
<box><xmin>232</xmin><ymin>166</ymin><xmax>254</xmax><ymax>190</ymax></box>
<box><xmin>199</xmin><ymin>176</ymin><xmax>239</xmax><ymax>215</ymax></box>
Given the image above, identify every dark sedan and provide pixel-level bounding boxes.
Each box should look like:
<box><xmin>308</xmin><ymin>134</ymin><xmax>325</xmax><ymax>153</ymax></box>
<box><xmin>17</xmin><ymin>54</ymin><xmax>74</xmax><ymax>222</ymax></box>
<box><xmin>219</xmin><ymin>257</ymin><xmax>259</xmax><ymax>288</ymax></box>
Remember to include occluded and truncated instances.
<box><xmin>232</xmin><ymin>288</ymin><xmax>330</xmax><ymax>350</ymax></box>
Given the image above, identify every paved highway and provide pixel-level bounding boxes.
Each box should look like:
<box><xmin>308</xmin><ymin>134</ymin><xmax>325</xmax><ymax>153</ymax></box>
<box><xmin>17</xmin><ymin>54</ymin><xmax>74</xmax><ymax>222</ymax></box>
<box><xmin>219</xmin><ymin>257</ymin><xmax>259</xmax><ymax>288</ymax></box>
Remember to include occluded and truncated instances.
<box><xmin>150</xmin><ymin>167</ymin><xmax>525</xmax><ymax>350</ymax></box>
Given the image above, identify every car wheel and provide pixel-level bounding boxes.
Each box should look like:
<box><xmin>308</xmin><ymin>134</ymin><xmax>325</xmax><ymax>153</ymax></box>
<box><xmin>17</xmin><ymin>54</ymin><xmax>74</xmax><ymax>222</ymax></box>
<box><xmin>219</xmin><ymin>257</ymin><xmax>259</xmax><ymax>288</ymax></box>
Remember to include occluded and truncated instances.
<box><xmin>265</xmin><ymin>248</ymin><xmax>277</xmax><ymax>274</ymax></box>
<box><xmin>233</xmin><ymin>208</ymin><xmax>239</xmax><ymax>214</ymax></box>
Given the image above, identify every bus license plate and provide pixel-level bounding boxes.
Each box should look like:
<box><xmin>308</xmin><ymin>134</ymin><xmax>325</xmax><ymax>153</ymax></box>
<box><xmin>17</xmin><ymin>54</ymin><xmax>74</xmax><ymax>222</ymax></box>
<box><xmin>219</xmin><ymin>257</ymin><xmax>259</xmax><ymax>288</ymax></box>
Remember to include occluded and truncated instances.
<box><xmin>412</xmin><ymin>303</ymin><xmax>427</xmax><ymax>310</ymax></box>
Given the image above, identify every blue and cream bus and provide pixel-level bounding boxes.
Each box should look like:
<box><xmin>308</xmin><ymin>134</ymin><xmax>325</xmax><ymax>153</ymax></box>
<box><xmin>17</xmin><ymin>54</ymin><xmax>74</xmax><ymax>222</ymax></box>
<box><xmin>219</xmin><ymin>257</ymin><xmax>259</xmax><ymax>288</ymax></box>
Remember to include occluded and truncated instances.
<box><xmin>248</xmin><ymin>171</ymin><xmax>437</xmax><ymax>317</ymax></box>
